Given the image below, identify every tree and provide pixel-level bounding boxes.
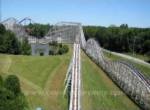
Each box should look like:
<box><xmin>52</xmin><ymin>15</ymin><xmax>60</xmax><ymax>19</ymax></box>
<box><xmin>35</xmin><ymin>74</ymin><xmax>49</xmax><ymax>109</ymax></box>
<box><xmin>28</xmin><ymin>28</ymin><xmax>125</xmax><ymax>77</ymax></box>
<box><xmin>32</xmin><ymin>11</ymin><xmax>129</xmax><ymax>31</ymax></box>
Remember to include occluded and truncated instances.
<box><xmin>0</xmin><ymin>25</ymin><xmax>32</xmax><ymax>55</ymax></box>
<box><xmin>0</xmin><ymin>24</ymin><xmax>6</xmax><ymax>34</ymax></box>
<box><xmin>0</xmin><ymin>75</ymin><xmax>3</xmax><ymax>87</ymax></box>
<box><xmin>0</xmin><ymin>75</ymin><xmax>28</xmax><ymax>110</ymax></box>
<box><xmin>25</xmin><ymin>23</ymin><xmax>51</xmax><ymax>38</ymax></box>
<box><xmin>83</xmin><ymin>25</ymin><xmax>150</xmax><ymax>55</ymax></box>
<box><xmin>0</xmin><ymin>24</ymin><xmax>6</xmax><ymax>52</ymax></box>
<box><xmin>120</xmin><ymin>24</ymin><xmax>128</xmax><ymax>29</ymax></box>
<box><xmin>143</xmin><ymin>40</ymin><xmax>150</xmax><ymax>55</ymax></box>
<box><xmin>21</xmin><ymin>38</ymin><xmax>31</xmax><ymax>55</ymax></box>
<box><xmin>4</xmin><ymin>75</ymin><xmax>21</xmax><ymax>96</ymax></box>
<box><xmin>3</xmin><ymin>31</ymin><xmax>21</xmax><ymax>54</ymax></box>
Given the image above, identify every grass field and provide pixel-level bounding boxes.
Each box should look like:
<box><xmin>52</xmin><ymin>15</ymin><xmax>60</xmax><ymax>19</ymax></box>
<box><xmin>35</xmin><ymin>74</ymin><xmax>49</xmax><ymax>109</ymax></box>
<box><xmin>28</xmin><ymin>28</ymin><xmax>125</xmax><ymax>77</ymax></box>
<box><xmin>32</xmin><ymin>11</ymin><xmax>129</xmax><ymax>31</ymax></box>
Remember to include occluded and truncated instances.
<box><xmin>0</xmin><ymin>45</ymin><xmax>143</xmax><ymax>110</ymax></box>
<box><xmin>103</xmin><ymin>51</ymin><xmax>150</xmax><ymax>78</ymax></box>
<box><xmin>0</xmin><ymin>45</ymin><xmax>72</xmax><ymax>110</ymax></box>
<box><xmin>81</xmin><ymin>51</ymin><xmax>140</xmax><ymax>110</ymax></box>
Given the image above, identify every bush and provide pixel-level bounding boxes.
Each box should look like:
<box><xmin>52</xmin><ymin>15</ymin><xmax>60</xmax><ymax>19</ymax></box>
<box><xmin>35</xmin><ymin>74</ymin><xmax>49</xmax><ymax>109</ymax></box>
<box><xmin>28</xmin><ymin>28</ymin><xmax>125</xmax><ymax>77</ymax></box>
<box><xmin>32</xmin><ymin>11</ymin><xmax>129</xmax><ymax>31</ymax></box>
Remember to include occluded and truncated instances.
<box><xmin>4</xmin><ymin>75</ymin><xmax>21</xmax><ymax>96</ymax></box>
<box><xmin>58</xmin><ymin>45</ymin><xmax>69</xmax><ymax>55</ymax></box>
<box><xmin>59</xmin><ymin>43</ymin><xmax>62</xmax><ymax>48</ymax></box>
<box><xmin>0</xmin><ymin>88</ymin><xmax>28</xmax><ymax>110</ymax></box>
<box><xmin>0</xmin><ymin>88</ymin><xmax>15</xmax><ymax>110</ymax></box>
<box><xmin>63</xmin><ymin>45</ymin><xmax>69</xmax><ymax>53</ymax></box>
<box><xmin>58</xmin><ymin>48</ymin><xmax>64</xmax><ymax>55</ymax></box>
<box><xmin>0</xmin><ymin>75</ymin><xmax>28</xmax><ymax>110</ymax></box>
<box><xmin>40</xmin><ymin>52</ymin><xmax>44</xmax><ymax>56</ymax></box>
<box><xmin>49</xmin><ymin>49</ymin><xmax>55</xmax><ymax>55</ymax></box>
<box><xmin>49</xmin><ymin>42</ymin><xmax>69</xmax><ymax>55</ymax></box>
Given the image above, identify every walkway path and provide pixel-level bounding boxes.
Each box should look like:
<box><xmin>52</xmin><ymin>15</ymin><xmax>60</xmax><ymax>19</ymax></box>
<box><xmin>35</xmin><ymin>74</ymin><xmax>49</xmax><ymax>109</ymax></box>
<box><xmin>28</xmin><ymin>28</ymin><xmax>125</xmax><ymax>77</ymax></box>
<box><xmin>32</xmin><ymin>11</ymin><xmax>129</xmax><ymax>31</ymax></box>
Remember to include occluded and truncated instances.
<box><xmin>103</xmin><ymin>49</ymin><xmax>150</xmax><ymax>67</ymax></box>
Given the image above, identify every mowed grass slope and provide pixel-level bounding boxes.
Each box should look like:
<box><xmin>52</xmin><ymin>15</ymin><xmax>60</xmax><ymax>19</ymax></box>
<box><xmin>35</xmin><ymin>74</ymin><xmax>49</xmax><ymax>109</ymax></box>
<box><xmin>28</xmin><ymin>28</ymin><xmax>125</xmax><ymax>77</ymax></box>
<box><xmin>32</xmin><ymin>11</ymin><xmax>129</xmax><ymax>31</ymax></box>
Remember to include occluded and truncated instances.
<box><xmin>81</xmin><ymin>51</ymin><xmax>140</xmax><ymax>110</ymax></box>
<box><xmin>0</xmin><ymin>46</ymin><xmax>72</xmax><ymax>110</ymax></box>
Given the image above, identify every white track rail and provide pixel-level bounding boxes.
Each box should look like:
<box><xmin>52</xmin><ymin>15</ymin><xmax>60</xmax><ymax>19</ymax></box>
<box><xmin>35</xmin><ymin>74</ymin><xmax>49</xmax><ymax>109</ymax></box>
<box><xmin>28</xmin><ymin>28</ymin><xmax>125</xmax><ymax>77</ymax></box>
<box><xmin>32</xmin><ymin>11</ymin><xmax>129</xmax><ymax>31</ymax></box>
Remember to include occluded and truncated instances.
<box><xmin>69</xmin><ymin>43</ymin><xmax>81</xmax><ymax>110</ymax></box>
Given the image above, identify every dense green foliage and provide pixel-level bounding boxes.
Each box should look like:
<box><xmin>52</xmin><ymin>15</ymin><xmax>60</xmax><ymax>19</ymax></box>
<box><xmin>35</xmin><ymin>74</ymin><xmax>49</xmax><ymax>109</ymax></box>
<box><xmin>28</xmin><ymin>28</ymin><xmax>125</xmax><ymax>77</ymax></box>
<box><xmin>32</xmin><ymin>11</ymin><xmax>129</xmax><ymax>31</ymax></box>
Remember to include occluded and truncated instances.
<box><xmin>0</xmin><ymin>24</ymin><xmax>31</xmax><ymax>55</ymax></box>
<box><xmin>49</xmin><ymin>41</ymin><xmax>69</xmax><ymax>55</ymax></box>
<box><xmin>21</xmin><ymin>38</ymin><xmax>31</xmax><ymax>55</ymax></box>
<box><xmin>58</xmin><ymin>44</ymin><xmax>69</xmax><ymax>55</ymax></box>
<box><xmin>0</xmin><ymin>75</ymin><xmax>3</xmax><ymax>87</ymax></box>
<box><xmin>0</xmin><ymin>75</ymin><xmax>28</xmax><ymax>110</ymax></box>
<box><xmin>25</xmin><ymin>23</ymin><xmax>51</xmax><ymax>38</ymax></box>
<box><xmin>0</xmin><ymin>24</ymin><xmax>5</xmax><ymax>34</ymax></box>
<box><xmin>83</xmin><ymin>24</ymin><xmax>150</xmax><ymax>56</ymax></box>
<box><xmin>0</xmin><ymin>30</ymin><xmax>21</xmax><ymax>54</ymax></box>
<box><xmin>4</xmin><ymin>75</ymin><xmax>21</xmax><ymax>96</ymax></box>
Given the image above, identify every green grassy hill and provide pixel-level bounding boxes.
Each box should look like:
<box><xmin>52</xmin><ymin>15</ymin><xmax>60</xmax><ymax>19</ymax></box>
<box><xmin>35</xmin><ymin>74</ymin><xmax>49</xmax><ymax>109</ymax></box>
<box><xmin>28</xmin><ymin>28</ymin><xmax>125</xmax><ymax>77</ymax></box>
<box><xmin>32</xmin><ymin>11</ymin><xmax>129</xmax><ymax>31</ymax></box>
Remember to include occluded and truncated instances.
<box><xmin>0</xmin><ymin>45</ymin><xmax>72</xmax><ymax>110</ymax></box>
<box><xmin>81</xmin><ymin>51</ymin><xmax>140</xmax><ymax>110</ymax></box>
<box><xmin>0</xmin><ymin>45</ymin><xmax>141</xmax><ymax>110</ymax></box>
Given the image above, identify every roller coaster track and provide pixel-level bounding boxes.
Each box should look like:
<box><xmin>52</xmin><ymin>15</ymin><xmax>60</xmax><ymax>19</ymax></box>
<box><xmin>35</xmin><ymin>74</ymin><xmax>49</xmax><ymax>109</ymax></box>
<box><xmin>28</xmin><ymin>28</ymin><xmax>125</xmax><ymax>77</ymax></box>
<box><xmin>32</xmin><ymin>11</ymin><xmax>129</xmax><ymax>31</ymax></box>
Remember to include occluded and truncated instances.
<box><xmin>69</xmin><ymin>43</ymin><xmax>81</xmax><ymax>110</ymax></box>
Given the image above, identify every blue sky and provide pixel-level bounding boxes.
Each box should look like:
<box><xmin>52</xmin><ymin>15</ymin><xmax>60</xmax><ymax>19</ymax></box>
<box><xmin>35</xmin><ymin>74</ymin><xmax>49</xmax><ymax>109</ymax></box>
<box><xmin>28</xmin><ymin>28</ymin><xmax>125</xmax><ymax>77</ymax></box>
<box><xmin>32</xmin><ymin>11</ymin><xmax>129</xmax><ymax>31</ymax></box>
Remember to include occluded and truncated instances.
<box><xmin>1</xmin><ymin>0</ymin><xmax>150</xmax><ymax>27</ymax></box>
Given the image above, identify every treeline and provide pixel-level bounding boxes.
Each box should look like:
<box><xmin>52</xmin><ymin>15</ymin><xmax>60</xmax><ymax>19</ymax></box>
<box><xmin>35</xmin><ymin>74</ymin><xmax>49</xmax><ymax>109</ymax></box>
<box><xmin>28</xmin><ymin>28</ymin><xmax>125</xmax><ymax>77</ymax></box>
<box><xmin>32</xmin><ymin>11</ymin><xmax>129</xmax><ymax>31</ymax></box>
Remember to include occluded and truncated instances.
<box><xmin>25</xmin><ymin>23</ymin><xmax>52</xmax><ymax>38</ymax></box>
<box><xmin>0</xmin><ymin>75</ymin><xmax>28</xmax><ymax>110</ymax></box>
<box><xmin>0</xmin><ymin>24</ymin><xmax>31</xmax><ymax>55</ymax></box>
<box><xmin>83</xmin><ymin>24</ymin><xmax>150</xmax><ymax>56</ymax></box>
